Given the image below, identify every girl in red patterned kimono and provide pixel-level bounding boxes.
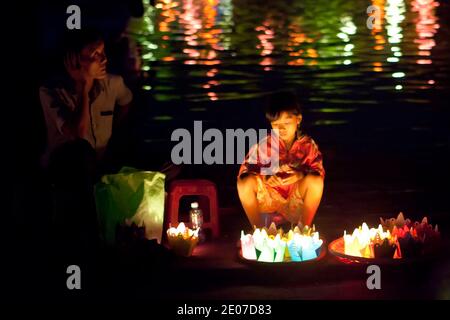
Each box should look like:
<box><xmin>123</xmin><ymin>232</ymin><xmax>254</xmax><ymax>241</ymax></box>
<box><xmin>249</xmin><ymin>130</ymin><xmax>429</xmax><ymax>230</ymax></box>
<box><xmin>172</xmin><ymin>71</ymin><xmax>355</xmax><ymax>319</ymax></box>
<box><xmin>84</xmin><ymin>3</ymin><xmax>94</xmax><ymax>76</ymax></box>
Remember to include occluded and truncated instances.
<box><xmin>237</xmin><ymin>92</ymin><xmax>325</xmax><ymax>228</ymax></box>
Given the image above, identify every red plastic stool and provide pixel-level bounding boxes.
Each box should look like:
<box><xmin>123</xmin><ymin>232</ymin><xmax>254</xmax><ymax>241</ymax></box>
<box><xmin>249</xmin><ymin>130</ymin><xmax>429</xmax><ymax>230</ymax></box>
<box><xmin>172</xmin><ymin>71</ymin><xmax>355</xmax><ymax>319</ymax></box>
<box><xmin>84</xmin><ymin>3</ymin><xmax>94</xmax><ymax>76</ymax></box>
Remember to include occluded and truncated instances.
<box><xmin>166</xmin><ymin>179</ymin><xmax>220</xmax><ymax>238</ymax></box>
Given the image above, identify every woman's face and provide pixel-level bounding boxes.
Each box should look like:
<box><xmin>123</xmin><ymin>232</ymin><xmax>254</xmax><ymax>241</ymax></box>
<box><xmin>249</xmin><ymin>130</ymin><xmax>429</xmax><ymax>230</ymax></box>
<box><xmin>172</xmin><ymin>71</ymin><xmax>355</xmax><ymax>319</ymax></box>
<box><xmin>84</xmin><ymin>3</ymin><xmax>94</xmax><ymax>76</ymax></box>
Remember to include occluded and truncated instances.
<box><xmin>79</xmin><ymin>41</ymin><xmax>107</xmax><ymax>79</ymax></box>
<box><xmin>270</xmin><ymin>111</ymin><xmax>302</xmax><ymax>144</ymax></box>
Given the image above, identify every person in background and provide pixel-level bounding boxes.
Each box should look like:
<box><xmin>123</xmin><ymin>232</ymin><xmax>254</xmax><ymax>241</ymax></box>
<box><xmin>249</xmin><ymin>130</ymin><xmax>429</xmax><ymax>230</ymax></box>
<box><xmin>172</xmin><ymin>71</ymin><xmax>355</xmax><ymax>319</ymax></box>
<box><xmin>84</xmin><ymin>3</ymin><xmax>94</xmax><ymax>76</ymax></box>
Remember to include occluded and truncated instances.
<box><xmin>39</xmin><ymin>29</ymin><xmax>133</xmax><ymax>250</ymax></box>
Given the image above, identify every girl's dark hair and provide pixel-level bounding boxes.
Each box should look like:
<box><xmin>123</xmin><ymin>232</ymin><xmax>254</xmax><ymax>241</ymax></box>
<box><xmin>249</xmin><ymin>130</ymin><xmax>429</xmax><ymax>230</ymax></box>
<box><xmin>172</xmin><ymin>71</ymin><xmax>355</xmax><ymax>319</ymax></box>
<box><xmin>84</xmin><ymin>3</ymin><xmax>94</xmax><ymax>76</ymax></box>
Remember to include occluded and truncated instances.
<box><xmin>264</xmin><ymin>90</ymin><xmax>302</xmax><ymax>122</ymax></box>
<box><xmin>62</xmin><ymin>29</ymin><xmax>104</xmax><ymax>57</ymax></box>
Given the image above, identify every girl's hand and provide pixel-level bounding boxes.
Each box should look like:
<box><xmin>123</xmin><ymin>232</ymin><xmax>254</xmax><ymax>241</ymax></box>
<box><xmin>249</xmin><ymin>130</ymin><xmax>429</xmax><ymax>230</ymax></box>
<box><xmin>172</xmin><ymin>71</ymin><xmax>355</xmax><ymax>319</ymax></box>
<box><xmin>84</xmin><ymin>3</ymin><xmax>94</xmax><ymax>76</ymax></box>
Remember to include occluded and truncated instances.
<box><xmin>265</xmin><ymin>175</ymin><xmax>284</xmax><ymax>187</ymax></box>
<box><xmin>281</xmin><ymin>171</ymin><xmax>304</xmax><ymax>185</ymax></box>
<box><xmin>265</xmin><ymin>165</ymin><xmax>305</xmax><ymax>187</ymax></box>
<box><xmin>278</xmin><ymin>164</ymin><xmax>292</xmax><ymax>173</ymax></box>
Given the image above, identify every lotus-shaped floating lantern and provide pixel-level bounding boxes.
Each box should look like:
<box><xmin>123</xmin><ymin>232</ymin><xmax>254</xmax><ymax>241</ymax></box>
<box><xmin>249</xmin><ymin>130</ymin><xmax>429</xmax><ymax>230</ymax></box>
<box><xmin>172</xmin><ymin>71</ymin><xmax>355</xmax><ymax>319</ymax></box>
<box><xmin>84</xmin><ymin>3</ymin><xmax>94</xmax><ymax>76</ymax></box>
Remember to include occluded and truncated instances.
<box><xmin>334</xmin><ymin>213</ymin><xmax>441</xmax><ymax>260</ymax></box>
<box><xmin>240</xmin><ymin>223</ymin><xmax>323</xmax><ymax>263</ymax></box>
<box><xmin>343</xmin><ymin>223</ymin><xmax>397</xmax><ymax>258</ymax></box>
<box><xmin>383</xmin><ymin>213</ymin><xmax>440</xmax><ymax>258</ymax></box>
<box><xmin>166</xmin><ymin>222</ymin><xmax>199</xmax><ymax>257</ymax></box>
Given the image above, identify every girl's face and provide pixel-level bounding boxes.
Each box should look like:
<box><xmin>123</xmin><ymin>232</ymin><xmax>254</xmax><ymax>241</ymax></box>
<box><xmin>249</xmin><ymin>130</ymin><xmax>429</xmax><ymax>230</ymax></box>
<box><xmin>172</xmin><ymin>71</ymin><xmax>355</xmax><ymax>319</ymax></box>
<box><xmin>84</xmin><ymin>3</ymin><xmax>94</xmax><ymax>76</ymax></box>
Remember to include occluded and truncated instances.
<box><xmin>79</xmin><ymin>41</ymin><xmax>108</xmax><ymax>79</ymax></box>
<box><xmin>270</xmin><ymin>111</ymin><xmax>302</xmax><ymax>144</ymax></box>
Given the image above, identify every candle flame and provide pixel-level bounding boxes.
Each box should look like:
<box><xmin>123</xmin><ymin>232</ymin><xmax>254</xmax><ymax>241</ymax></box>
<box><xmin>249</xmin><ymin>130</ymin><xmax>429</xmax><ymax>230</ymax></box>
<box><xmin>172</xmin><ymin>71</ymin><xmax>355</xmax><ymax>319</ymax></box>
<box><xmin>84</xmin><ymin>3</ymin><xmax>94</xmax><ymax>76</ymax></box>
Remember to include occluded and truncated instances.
<box><xmin>167</xmin><ymin>222</ymin><xmax>199</xmax><ymax>239</ymax></box>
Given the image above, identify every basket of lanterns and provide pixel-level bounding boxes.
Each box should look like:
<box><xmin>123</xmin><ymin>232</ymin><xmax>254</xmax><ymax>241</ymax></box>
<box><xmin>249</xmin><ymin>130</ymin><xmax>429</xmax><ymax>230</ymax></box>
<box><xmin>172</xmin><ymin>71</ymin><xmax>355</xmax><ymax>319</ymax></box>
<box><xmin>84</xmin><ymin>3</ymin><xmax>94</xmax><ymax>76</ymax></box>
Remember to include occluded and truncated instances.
<box><xmin>239</xmin><ymin>222</ymin><xmax>326</xmax><ymax>265</ymax></box>
<box><xmin>328</xmin><ymin>213</ymin><xmax>441</xmax><ymax>264</ymax></box>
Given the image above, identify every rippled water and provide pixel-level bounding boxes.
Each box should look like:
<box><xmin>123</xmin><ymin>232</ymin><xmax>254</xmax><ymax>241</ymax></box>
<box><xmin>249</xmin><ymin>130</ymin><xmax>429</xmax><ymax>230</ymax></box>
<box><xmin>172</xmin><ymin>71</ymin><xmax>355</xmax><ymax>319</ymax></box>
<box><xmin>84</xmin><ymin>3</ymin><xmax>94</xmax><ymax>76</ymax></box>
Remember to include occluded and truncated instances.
<box><xmin>128</xmin><ymin>0</ymin><xmax>449</xmax><ymax>105</ymax></box>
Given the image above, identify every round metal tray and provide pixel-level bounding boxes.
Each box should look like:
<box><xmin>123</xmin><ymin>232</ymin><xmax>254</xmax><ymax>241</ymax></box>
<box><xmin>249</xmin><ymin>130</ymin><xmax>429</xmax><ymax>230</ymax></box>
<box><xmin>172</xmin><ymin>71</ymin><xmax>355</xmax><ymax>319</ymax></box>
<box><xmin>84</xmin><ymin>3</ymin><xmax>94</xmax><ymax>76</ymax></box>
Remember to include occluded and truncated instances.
<box><xmin>328</xmin><ymin>237</ymin><xmax>443</xmax><ymax>264</ymax></box>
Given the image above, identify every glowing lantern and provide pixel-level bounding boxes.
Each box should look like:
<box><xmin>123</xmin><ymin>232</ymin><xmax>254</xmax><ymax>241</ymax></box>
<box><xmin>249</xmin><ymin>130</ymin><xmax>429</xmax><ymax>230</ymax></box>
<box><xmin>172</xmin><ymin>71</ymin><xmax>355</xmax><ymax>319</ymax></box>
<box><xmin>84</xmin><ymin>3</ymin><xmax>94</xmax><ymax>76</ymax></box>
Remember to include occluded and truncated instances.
<box><xmin>300</xmin><ymin>233</ymin><xmax>319</xmax><ymax>261</ymax></box>
<box><xmin>342</xmin><ymin>213</ymin><xmax>441</xmax><ymax>259</ymax></box>
<box><xmin>343</xmin><ymin>223</ymin><xmax>397</xmax><ymax>258</ymax></box>
<box><xmin>240</xmin><ymin>231</ymin><xmax>257</xmax><ymax>260</ymax></box>
<box><xmin>272</xmin><ymin>234</ymin><xmax>287</xmax><ymax>262</ymax></box>
<box><xmin>287</xmin><ymin>234</ymin><xmax>302</xmax><ymax>262</ymax></box>
<box><xmin>256</xmin><ymin>236</ymin><xmax>275</xmax><ymax>262</ymax></box>
<box><xmin>241</xmin><ymin>222</ymin><xmax>323</xmax><ymax>263</ymax></box>
<box><xmin>166</xmin><ymin>222</ymin><xmax>199</xmax><ymax>257</ymax></box>
<box><xmin>385</xmin><ymin>214</ymin><xmax>440</xmax><ymax>258</ymax></box>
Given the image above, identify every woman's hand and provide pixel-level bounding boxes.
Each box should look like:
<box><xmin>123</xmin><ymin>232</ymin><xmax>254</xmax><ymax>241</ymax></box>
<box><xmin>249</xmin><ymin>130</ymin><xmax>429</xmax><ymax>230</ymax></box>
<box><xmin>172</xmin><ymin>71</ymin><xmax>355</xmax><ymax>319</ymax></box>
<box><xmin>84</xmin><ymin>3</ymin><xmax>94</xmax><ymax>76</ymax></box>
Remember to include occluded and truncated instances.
<box><xmin>64</xmin><ymin>53</ymin><xmax>94</xmax><ymax>94</ymax></box>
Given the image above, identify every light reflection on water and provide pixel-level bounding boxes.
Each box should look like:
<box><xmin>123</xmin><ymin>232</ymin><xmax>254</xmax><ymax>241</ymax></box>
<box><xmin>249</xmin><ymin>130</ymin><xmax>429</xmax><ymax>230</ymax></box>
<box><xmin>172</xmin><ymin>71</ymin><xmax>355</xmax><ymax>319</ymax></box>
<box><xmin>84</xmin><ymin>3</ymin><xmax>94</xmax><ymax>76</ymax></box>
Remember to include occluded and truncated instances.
<box><xmin>127</xmin><ymin>0</ymin><xmax>447</xmax><ymax>107</ymax></box>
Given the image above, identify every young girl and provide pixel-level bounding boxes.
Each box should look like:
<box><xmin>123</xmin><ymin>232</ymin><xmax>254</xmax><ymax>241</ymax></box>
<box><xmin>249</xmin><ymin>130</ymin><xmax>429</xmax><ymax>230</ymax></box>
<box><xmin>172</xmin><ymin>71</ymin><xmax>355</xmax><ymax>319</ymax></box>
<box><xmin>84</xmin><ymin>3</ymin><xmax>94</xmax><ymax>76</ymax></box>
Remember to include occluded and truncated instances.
<box><xmin>237</xmin><ymin>91</ymin><xmax>325</xmax><ymax>228</ymax></box>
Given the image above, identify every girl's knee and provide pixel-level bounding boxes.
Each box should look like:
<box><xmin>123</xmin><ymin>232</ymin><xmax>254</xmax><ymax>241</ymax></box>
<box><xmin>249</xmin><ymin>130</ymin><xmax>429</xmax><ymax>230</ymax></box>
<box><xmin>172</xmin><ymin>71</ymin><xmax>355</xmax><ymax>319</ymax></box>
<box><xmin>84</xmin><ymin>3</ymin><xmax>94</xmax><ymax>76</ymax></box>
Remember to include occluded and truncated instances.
<box><xmin>303</xmin><ymin>174</ymin><xmax>324</xmax><ymax>190</ymax></box>
<box><xmin>237</xmin><ymin>174</ymin><xmax>258</xmax><ymax>191</ymax></box>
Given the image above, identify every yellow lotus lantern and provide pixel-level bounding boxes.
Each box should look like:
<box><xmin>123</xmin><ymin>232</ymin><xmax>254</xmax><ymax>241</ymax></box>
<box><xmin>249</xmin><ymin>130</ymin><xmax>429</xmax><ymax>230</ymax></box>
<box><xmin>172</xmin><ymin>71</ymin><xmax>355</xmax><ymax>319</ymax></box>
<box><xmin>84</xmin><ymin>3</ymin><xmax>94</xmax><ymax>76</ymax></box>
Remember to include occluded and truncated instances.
<box><xmin>166</xmin><ymin>222</ymin><xmax>199</xmax><ymax>257</ymax></box>
<box><xmin>343</xmin><ymin>223</ymin><xmax>397</xmax><ymax>259</ymax></box>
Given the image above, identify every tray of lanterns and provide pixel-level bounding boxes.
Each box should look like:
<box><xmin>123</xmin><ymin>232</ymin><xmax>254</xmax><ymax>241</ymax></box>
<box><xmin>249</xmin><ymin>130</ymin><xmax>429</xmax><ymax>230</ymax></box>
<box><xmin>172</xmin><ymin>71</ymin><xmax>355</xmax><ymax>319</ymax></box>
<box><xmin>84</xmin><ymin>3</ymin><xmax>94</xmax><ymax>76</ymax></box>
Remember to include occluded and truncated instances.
<box><xmin>328</xmin><ymin>213</ymin><xmax>441</xmax><ymax>264</ymax></box>
<box><xmin>238</xmin><ymin>222</ymin><xmax>326</xmax><ymax>266</ymax></box>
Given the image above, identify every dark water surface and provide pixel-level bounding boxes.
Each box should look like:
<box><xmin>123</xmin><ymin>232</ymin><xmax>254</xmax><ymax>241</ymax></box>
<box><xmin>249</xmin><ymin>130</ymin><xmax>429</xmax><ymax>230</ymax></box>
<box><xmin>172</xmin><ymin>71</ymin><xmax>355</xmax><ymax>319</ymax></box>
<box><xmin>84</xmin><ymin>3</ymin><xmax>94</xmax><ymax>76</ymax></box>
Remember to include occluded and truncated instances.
<box><xmin>126</xmin><ymin>0</ymin><xmax>449</xmax><ymax>147</ymax></box>
<box><xmin>125</xmin><ymin>1</ymin><xmax>449</xmax><ymax>214</ymax></box>
<box><xmin>132</xmin><ymin>0</ymin><xmax>448</xmax><ymax>102</ymax></box>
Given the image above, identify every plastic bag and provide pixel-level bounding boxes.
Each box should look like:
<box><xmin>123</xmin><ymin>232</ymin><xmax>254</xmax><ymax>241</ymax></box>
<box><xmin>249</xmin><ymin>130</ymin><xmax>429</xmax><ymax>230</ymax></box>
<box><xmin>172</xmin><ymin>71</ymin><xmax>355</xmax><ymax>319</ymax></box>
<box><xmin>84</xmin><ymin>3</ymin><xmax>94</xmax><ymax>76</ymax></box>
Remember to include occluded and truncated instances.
<box><xmin>95</xmin><ymin>167</ymin><xmax>165</xmax><ymax>245</ymax></box>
